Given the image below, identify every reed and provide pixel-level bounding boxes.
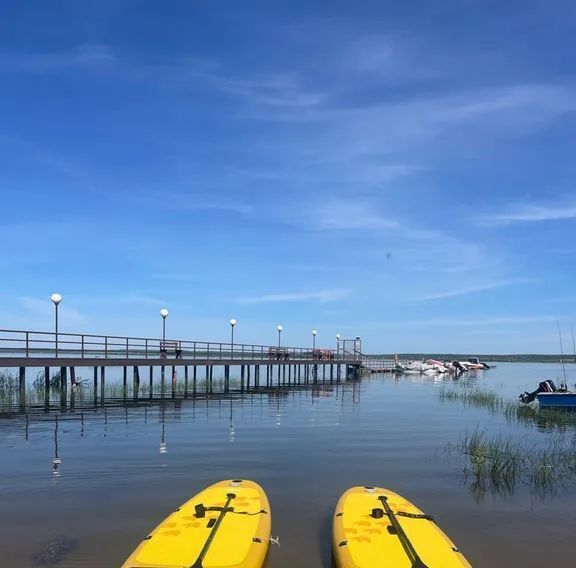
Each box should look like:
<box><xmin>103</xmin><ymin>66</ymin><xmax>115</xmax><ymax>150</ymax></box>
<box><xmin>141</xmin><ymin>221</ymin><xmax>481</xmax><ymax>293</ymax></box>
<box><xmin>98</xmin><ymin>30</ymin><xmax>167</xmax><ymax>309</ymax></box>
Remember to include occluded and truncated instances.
<box><xmin>0</xmin><ymin>374</ymin><xmax>236</xmax><ymax>412</ymax></box>
<box><xmin>438</xmin><ymin>387</ymin><xmax>503</xmax><ymax>413</ymax></box>
<box><xmin>454</xmin><ymin>428</ymin><xmax>576</xmax><ymax>498</ymax></box>
<box><xmin>439</xmin><ymin>387</ymin><xmax>576</xmax><ymax>430</ymax></box>
<box><xmin>0</xmin><ymin>370</ymin><xmax>18</xmax><ymax>391</ymax></box>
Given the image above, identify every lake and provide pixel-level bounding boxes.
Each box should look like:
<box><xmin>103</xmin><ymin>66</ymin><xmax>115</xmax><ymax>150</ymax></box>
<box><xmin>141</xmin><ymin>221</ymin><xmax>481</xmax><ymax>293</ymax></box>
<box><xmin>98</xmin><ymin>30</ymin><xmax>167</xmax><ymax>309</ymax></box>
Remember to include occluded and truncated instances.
<box><xmin>1</xmin><ymin>362</ymin><xmax>576</xmax><ymax>567</ymax></box>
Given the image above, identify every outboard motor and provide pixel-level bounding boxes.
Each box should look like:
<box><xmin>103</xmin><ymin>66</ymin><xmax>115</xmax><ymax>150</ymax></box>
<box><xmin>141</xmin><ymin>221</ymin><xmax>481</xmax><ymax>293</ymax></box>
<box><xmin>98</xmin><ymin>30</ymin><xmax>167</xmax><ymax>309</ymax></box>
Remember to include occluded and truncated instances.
<box><xmin>450</xmin><ymin>360</ymin><xmax>465</xmax><ymax>379</ymax></box>
<box><xmin>519</xmin><ymin>380</ymin><xmax>557</xmax><ymax>404</ymax></box>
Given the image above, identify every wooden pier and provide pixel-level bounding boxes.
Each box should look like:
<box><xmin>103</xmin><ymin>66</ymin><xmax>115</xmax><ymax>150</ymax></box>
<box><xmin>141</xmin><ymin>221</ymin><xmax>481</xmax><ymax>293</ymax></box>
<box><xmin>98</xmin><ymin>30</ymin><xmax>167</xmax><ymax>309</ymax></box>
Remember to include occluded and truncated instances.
<box><xmin>0</xmin><ymin>329</ymin><xmax>365</xmax><ymax>414</ymax></box>
<box><xmin>359</xmin><ymin>358</ymin><xmax>396</xmax><ymax>373</ymax></box>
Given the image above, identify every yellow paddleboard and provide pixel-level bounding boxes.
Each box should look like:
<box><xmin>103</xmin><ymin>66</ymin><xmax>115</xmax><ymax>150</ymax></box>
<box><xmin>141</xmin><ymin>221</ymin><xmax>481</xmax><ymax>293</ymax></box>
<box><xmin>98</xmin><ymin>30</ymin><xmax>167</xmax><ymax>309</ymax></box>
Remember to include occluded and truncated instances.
<box><xmin>333</xmin><ymin>486</ymin><xmax>472</xmax><ymax>568</ymax></box>
<box><xmin>121</xmin><ymin>479</ymin><xmax>271</xmax><ymax>568</ymax></box>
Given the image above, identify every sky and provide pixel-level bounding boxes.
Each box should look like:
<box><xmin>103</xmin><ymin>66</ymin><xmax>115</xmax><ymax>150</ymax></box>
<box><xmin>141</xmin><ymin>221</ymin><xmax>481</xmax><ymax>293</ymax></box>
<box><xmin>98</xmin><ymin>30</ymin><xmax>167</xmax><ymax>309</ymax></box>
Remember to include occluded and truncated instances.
<box><xmin>1</xmin><ymin>0</ymin><xmax>575</xmax><ymax>353</ymax></box>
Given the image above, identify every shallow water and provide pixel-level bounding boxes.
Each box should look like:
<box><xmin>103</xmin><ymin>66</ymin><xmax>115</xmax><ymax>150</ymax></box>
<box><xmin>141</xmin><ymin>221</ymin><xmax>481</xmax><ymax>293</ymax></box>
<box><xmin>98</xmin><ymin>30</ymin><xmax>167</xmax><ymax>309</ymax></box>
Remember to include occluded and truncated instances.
<box><xmin>1</xmin><ymin>362</ymin><xmax>576</xmax><ymax>567</ymax></box>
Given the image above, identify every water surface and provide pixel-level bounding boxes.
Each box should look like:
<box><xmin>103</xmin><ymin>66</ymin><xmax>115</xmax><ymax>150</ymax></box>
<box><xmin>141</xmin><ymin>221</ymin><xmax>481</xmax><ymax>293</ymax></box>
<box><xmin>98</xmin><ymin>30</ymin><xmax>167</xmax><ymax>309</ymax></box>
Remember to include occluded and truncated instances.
<box><xmin>1</xmin><ymin>362</ymin><xmax>576</xmax><ymax>567</ymax></box>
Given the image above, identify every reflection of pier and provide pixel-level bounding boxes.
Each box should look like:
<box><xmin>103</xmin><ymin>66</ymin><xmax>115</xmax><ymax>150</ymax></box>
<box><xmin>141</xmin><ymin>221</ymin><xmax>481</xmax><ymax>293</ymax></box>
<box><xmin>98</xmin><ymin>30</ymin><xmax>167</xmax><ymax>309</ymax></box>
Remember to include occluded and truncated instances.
<box><xmin>3</xmin><ymin>380</ymin><xmax>362</xmax><ymax>482</ymax></box>
<box><xmin>0</xmin><ymin>329</ymin><xmax>364</xmax><ymax>415</ymax></box>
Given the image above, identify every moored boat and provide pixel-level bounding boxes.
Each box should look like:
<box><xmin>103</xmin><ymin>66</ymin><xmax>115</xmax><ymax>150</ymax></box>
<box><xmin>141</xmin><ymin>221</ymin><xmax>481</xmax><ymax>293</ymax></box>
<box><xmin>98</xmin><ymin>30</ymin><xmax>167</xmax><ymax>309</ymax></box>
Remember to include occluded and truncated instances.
<box><xmin>466</xmin><ymin>357</ymin><xmax>491</xmax><ymax>370</ymax></box>
<box><xmin>537</xmin><ymin>392</ymin><xmax>576</xmax><ymax>409</ymax></box>
<box><xmin>519</xmin><ymin>380</ymin><xmax>576</xmax><ymax>410</ymax></box>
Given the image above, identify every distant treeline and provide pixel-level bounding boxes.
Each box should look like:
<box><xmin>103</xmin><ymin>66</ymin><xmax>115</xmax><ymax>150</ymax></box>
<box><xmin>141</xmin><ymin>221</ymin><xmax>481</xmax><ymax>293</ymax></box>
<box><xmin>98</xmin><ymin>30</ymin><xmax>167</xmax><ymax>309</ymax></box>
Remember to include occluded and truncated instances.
<box><xmin>374</xmin><ymin>354</ymin><xmax>576</xmax><ymax>364</ymax></box>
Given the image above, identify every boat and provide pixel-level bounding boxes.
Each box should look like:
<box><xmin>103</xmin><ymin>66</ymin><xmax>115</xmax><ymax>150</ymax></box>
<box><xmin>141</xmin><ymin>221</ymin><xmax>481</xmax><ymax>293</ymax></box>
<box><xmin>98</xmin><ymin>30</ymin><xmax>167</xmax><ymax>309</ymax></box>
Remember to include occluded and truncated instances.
<box><xmin>394</xmin><ymin>362</ymin><xmax>409</xmax><ymax>373</ymax></box>
<box><xmin>333</xmin><ymin>486</ymin><xmax>472</xmax><ymax>567</ymax></box>
<box><xmin>424</xmin><ymin>359</ymin><xmax>449</xmax><ymax>374</ymax></box>
<box><xmin>466</xmin><ymin>357</ymin><xmax>491</xmax><ymax>370</ymax></box>
<box><xmin>443</xmin><ymin>360</ymin><xmax>468</xmax><ymax>375</ymax></box>
<box><xmin>402</xmin><ymin>361</ymin><xmax>429</xmax><ymax>374</ymax></box>
<box><xmin>520</xmin><ymin>380</ymin><xmax>576</xmax><ymax>410</ymax></box>
<box><xmin>121</xmin><ymin>479</ymin><xmax>271</xmax><ymax>568</ymax></box>
<box><xmin>402</xmin><ymin>361</ymin><xmax>447</xmax><ymax>374</ymax></box>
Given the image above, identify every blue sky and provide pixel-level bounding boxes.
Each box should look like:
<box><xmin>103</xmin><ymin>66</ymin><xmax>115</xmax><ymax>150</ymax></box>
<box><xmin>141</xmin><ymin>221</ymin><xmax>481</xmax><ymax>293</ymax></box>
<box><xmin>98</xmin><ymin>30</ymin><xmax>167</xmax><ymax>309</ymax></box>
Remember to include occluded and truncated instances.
<box><xmin>1</xmin><ymin>1</ymin><xmax>575</xmax><ymax>353</ymax></box>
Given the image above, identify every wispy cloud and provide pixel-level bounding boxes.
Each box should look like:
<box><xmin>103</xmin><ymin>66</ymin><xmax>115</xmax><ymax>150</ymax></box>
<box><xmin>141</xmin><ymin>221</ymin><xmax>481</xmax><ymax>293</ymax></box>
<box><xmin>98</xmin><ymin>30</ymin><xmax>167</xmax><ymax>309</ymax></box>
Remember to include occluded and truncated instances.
<box><xmin>409</xmin><ymin>279</ymin><xmax>529</xmax><ymax>302</ymax></box>
<box><xmin>75</xmin><ymin>295</ymin><xmax>167</xmax><ymax>307</ymax></box>
<box><xmin>315</xmin><ymin>201</ymin><xmax>397</xmax><ymax>231</ymax></box>
<box><xmin>117</xmin><ymin>191</ymin><xmax>252</xmax><ymax>215</ymax></box>
<box><xmin>478</xmin><ymin>201</ymin><xmax>576</xmax><ymax>226</ymax></box>
<box><xmin>543</xmin><ymin>296</ymin><xmax>576</xmax><ymax>304</ymax></box>
<box><xmin>206</xmin><ymin>71</ymin><xmax>324</xmax><ymax>109</ymax></box>
<box><xmin>233</xmin><ymin>288</ymin><xmax>351</xmax><ymax>304</ymax></box>
<box><xmin>0</xmin><ymin>44</ymin><xmax>117</xmax><ymax>72</ymax></box>
<box><xmin>393</xmin><ymin>315</ymin><xmax>565</xmax><ymax>327</ymax></box>
<box><xmin>19</xmin><ymin>297</ymin><xmax>86</xmax><ymax>326</ymax></box>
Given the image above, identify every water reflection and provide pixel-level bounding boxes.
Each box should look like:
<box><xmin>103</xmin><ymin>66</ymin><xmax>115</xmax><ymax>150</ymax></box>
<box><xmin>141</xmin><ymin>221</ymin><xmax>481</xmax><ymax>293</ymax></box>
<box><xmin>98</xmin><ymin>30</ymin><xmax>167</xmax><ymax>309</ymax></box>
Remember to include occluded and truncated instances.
<box><xmin>52</xmin><ymin>416</ymin><xmax>61</xmax><ymax>479</ymax></box>
<box><xmin>159</xmin><ymin>406</ymin><xmax>167</xmax><ymax>454</ymax></box>
<box><xmin>3</xmin><ymin>367</ymin><xmax>576</xmax><ymax>567</ymax></box>
<box><xmin>229</xmin><ymin>400</ymin><xmax>235</xmax><ymax>443</ymax></box>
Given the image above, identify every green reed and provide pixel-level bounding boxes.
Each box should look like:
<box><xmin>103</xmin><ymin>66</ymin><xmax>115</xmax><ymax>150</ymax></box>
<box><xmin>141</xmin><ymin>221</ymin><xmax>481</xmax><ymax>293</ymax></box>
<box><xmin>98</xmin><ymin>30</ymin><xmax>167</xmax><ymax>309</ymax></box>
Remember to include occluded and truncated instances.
<box><xmin>0</xmin><ymin>374</ymin><xmax>235</xmax><ymax>412</ymax></box>
<box><xmin>454</xmin><ymin>429</ymin><xmax>576</xmax><ymax>498</ymax></box>
<box><xmin>439</xmin><ymin>387</ymin><xmax>576</xmax><ymax>429</ymax></box>
<box><xmin>438</xmin><ymin>387</ymin><xmax>503</xmax><ymax>413</ymax></box>
<box><xmin>0</xmin><ymin>370</ymin><xmax>19</xmax><ymax>406</ymax></box>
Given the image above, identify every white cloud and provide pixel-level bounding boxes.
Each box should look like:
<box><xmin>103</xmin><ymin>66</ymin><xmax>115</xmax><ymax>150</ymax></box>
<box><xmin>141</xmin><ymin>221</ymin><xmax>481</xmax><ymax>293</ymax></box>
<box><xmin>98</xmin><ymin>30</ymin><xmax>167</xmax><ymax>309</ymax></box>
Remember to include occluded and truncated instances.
<box><xmin>75</xmin><ymin>295</ymin><xmax>167</xmax><ymax>307</ymax></box>
<box><xmin>210</xmin><ymin>72</ymin><xmax>324</xmax><ymax>109</ymax></box>
<box><xmin>478</xmin><ymin>202</ymin><xmax>576</xmax><ymax>226</ymax></box>
<box><xmin>409</xmin><ymin>279</ymin><xmax>529</xmax><ymax>302</ymax></box>
<box><xmin>543</xmin><ymin>296</ymin><xmax>576</xmax><ymax>304</ymax></box>
<box><xmin>233</xmin><ymin>288</ymin><xmax>351</xmax><ymax>304</ymax></box>
<box><xmin>19</xmin><ymin>297</ymin><xmax>86</xmax><ymax>327</ymax></box>
<box><xmin>315</xmin><ymin>201</ymin><xmax>397</xmax><ymax>231</ymax></box>
<box><xmin>0</xmin><ymin>44</ymin><xmax>117</xmax><ymax>72</ymax></box>
<box><xmin>390</xmin><ymin>315</ymin><xmax>564</xmax><ymax>328</ymax></box>
<box><xmin>117</xmin><ymin>191</ymin><xmax>253</xmax><ymax>215</ymax></box>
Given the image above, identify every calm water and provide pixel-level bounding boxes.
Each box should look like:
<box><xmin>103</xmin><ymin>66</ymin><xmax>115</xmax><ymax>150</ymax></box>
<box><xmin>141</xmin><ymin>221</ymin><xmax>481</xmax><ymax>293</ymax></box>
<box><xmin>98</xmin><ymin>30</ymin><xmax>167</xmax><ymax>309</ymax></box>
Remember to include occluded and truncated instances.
<box><xmin>2</xmin><ymin>363</ymin><xmax>576</xmax><ymax>567</ymax></box>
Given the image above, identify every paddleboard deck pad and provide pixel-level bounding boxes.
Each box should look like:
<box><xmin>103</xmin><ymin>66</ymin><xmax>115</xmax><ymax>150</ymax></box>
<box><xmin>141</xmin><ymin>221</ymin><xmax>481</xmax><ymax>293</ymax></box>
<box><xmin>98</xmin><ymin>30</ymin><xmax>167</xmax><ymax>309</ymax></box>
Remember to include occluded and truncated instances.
<box><xmin>122</xmin><ymin>479</ymin><xmax>271</xmax><ymax>568</ymax></box>
<box><xmin>333</xmin><ymin>486</ymin><xmax>471</xmax><ymax>568</ymax></box>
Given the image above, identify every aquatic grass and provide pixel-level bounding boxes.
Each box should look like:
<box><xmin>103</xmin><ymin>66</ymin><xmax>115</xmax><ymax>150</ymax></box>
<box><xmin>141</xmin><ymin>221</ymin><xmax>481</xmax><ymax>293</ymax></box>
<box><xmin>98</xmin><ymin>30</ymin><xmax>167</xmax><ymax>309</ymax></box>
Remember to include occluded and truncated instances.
<box><xmin>438</xmin><ymin>387</ymin><xmax>503</xmax><ymax>414</ymax></box>
<box><xmin>0</xmin><ymin>373</ymin><xmax>245</xmax><ymax>412</ymax></box>
<box><xmin>503</xmin><ymin>401</ymin><xmax>576</xmax><ymax>430</ymax></box>
<box><xmin>0</xmin><ymin>370</ymin><xmax>19</xmax><ymax>409</ymax></box>
<box><xmin>453</xmin><ymin>428</ymin><xmax>576</xmax><ymax>499</ymax></box>
<box><xmin>0</xmin><ymin>370</ymin><xmax>18</xmax><ymax>391</ymax></box>
<box><xmin>439</xmin><ymin>387</ymin><xmax>576</xmax><ymax>430</ymax></box>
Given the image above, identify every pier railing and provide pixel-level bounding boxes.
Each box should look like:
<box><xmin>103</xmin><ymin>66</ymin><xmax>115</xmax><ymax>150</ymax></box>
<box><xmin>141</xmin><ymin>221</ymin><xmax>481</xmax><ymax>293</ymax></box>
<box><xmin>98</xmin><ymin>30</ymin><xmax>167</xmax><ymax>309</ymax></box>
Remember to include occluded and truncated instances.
<box><xmin>360</xmin><ymin>358</ymin><xmax>395</xmax><ymax>372</ymax></box>
<box><xmin>0</xmin><ymin>329</ymin><xmax>360</xmax><ymax>363</ymax></box>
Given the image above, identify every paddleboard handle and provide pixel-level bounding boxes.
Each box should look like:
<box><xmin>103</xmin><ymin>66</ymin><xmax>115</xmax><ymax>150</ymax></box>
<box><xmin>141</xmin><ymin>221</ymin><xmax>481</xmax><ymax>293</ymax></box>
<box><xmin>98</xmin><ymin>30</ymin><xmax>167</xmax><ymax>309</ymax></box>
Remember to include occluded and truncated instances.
<box><xmin>194</xmin><ymin>493</ymin><xmax>238</xmax><ymax>518</ymax></box>
<box><xmin>371</xmin><ymin>508</ymin><xmax>384</xmax><ymax>519</ymax></box>
<box><xmin>191</xmin><ymin>493</ymin><xmax>237</xmax><ymax>568</ymax></box>
<box><xmin>378</xmin><ymin>495</ymin><xmax>430</xmax><ymax>568</ymax></box>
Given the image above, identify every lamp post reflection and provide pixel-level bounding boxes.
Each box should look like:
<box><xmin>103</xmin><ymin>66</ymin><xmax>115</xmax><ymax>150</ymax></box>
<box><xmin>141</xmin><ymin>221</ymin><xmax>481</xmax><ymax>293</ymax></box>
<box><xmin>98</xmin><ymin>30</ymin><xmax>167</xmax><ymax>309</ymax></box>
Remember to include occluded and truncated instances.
<box><xmin>52</xmin><ymin>415</ymin><xmax>61</xmax><ymax>479</ymax></box>
<box><xmin>229</xmin><ymin>400</ymin><xmax>235</xmax><ymax>443</ymax></box>
<box><xmin>159</xmin><ymin>407</ymin><xmax>167</xmax><ymax>454</ymax></box>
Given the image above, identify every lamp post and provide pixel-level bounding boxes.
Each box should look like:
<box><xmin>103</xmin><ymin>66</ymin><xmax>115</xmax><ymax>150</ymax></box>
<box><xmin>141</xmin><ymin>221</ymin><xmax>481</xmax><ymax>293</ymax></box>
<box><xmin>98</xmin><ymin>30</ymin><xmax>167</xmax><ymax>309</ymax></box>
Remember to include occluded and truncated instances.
<box><xmin>50</xmin><ymin>293</ymin><xmax>62</xmax><ymax>358</ymax></box>
<box><xmin>160</xmin><ymin>308</ymin><xmax>169</xmax><ymax>343</ymax></box>
<box><xmin>277</xmin><ymin>325</ymin><xmax>283</xmax><ymax>348</ymax></box>
<box><xmin>312</xmin><ymin>329</ymin><xmax>317</xmax><ymax>350</ymax></box>
<box><xmin>336</xmin><ymin>333</ymin><xmax>341</xmax><ymax>357</ymax></box>
<box><xmin>229</xmin><ymin>319</ymin><xmax>237</xmax><ymax>358</ymax></box>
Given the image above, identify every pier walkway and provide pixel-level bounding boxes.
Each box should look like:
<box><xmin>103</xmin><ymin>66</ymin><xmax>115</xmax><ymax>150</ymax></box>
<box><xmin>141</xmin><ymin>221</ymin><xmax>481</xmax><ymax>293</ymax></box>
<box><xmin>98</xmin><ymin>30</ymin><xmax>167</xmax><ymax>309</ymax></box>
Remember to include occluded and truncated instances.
<box><xmin>0</xmin><ymin>329</ymin><xmax>365</xmax><ymax>413</ymax></box>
